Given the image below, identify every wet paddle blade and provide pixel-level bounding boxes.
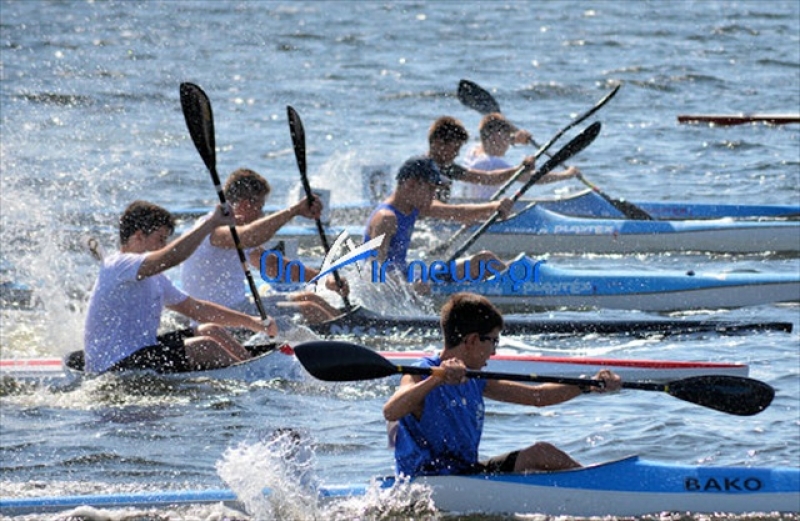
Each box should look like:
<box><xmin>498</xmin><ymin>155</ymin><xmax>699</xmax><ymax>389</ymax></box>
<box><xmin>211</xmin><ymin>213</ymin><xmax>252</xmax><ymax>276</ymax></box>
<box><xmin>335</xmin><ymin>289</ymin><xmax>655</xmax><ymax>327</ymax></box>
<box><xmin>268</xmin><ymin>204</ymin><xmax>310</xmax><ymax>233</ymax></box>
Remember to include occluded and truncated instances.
<box><xmin>179</xmin><ymin>83</ymin><xmax>217</xmax><ymax>178</ymax></box>
<box><xmin>294</xmin><ymin>341</ymin><xmax>398</xmax><ymax>381</ymax></box>
<box><xmin>458</xmin><ymin>79</ymin><xmax>501</xmax><ymax>115</ymax></box>
<box><xmin>287</xmin><ymin>106</ymin><xmax>308</xmax><ymax>181</ymax></box>
<box><xmin>667</xmin><ymin>375</ymin><xmax>775</xmax><ymax>416</ymax></box>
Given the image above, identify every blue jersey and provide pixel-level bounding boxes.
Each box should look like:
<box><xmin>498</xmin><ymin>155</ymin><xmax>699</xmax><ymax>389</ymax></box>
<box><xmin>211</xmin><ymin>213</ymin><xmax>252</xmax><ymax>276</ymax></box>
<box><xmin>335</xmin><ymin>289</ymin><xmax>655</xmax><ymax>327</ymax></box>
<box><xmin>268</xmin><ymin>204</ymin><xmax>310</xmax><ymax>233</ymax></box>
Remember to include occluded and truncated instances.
<box><xmin>364</xmin><ymin>203</ymin><xmax>418</xmax><ymax>272</ymax></box>
<box><xmin>394</xmin><ymin>355</ymin><xmax>488</xmax><ymax>477</ymax></box>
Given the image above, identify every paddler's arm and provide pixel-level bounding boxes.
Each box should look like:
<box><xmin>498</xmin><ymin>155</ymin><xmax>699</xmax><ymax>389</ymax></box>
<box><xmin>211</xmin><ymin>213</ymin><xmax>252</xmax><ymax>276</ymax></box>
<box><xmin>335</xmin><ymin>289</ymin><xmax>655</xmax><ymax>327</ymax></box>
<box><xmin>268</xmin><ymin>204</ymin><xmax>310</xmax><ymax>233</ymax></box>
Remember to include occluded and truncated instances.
<box><xmin>383</xmin><ymin>358</ymin><xmax>466</xmax><ymax>422</ymax></box>
<box><xmin>423</xmin><ymin>198</ymin><xmax>513</xmax><ymax>223</ymax></box>
<box><xmin>138</xmin><ymin>204</ymin><xmax>232</xmax><ymax>279</ymax></box>
<box><xmin>169</xmin><ymin>296</ymin><xmax>278</xmax><ymax>337</ymax></box>
<box><xmin>210</xmin><ymin>195</ymin><xmax>322</xmax><ymax>249</ymax></box>
<box><xmin>483</xmin><ymin>369</ymin><xmax>621</xmax><ymax>406</ymax></box>
<box><xmin>364</xmin><ymin>208</ymin><xmax>398</xmax><ymax>263</ymax></box>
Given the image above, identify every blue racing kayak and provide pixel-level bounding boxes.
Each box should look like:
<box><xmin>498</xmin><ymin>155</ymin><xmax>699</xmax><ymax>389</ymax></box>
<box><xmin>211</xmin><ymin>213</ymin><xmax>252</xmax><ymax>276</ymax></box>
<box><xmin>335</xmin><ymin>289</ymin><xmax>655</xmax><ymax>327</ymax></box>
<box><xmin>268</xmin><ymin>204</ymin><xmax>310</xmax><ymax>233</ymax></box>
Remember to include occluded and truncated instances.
<box><xmin>1</xmin><ymin>456</ymin><xmax>796</xmax><ymax>516</ymax></box>
<box><xmin>455</xmin><ymin>202</ymin><xmax>800</xmax><ymax>256</ymax></box>
<box><xmin>427</xmin><ymin>256</ymin><xmax>800</xmax><ymax>312</ymax></box>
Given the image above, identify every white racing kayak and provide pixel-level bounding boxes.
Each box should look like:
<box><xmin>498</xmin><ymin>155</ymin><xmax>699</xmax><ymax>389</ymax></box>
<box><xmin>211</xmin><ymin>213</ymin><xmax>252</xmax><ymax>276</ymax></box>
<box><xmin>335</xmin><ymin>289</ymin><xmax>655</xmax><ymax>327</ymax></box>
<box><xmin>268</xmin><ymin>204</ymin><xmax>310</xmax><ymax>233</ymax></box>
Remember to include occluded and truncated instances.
<box><xmin>0</xmin><ymin>347</ymin><xmax>748</xmax><ymax>387</ymax></box>
<box><xmin>1</xmin><ymin>456</ymin><xmax>796</xmax><ymax>516</ymax></box>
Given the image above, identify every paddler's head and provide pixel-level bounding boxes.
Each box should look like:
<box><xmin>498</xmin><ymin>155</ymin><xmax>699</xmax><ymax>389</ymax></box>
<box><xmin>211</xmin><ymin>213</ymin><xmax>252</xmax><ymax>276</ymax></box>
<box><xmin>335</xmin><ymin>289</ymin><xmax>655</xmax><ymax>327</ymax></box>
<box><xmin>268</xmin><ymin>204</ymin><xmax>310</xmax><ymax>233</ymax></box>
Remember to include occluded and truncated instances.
<box><xmin>395</xmin><ymin>156</ymin><xmax>446</xmax><ymax>210</ymax></box>
<box><xmin>479</xmin><ymin>113</ymin><xmax>517</xmax><ymax>156</ymax></box>
<box><xmin>224</xmin><ymin>168</ymin><xmax>270</xmax><ymax>224</ymax></box>
<box><xmin>119</xmin><ymin>200</ymin><xmax>175</xmax><ymax>251</ymax></box>
<box><xmin>428</xmin><ymin>116</ymin><xmax>469</xmax><ymax>167</ymax></box>
<box><xmin>440</xmin><ymin>292</ymin><xmax>503</xmax><ymax>368</ymax></box>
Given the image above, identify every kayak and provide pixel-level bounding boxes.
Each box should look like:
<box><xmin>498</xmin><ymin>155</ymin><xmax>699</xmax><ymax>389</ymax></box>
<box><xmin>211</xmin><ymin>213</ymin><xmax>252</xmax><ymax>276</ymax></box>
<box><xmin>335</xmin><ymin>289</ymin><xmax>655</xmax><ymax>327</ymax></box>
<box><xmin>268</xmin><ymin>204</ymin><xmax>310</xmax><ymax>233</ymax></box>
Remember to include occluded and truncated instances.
<box><xmin>677</xmin><ymin>113</ymin><xmax>800</xmax><ymax>126</ymax></box>
<box><xmin>452</xmin><ymin>203</ymin><xmax>800</xmax><ymax>255</ymax></box>
<box><xmin>0</xmin><ymin>348</ymin><xmax>749</xmax><ymax>387</ymax></box>
<box><xmin>376</xmin><ymin>456</ymin><xmax>800</xmax><ymax>516</ymax></box>
<box><xmin>2</xmin><ymin>456</ymin><xmax>796</xmax><ymax>516</ymax></box>
<box><xmin>535</xmin><ymin>188</ymin><xmax>800</xmax><ymax>221</ymax></box>
<box><xmin>428</xmin><ymin>256</ymin><xmax>800</xmax><ymax>312</ymax></box>
<box><xmin>309</xmin><ymin>308</ymin><xmax>794</xmax><ymax>338</ymax></box>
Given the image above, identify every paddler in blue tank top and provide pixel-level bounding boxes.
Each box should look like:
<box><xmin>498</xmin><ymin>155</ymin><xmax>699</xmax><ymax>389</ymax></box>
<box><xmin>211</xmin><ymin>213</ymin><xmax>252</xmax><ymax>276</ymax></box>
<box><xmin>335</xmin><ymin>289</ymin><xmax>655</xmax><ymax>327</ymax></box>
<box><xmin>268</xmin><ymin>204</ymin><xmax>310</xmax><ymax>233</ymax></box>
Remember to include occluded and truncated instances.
<box><xmin>364</xmin><ymin>156</ymin><xmax>514</xmax><ymax>281</ymax></box>
<box><xmin>383</xmin><ymin>292</ymin><xmax>621</xmax><ymax>477</ymax></box>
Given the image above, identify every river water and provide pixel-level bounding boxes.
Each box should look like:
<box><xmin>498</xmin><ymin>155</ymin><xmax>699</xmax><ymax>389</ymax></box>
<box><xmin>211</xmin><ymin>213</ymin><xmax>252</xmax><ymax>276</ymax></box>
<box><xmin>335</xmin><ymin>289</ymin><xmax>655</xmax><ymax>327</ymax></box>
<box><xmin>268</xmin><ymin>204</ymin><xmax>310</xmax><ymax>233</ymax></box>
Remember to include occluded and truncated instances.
<box><xmin>1</xmin><ymin>1</ymin><xmax>798</xmax><ymax>520</ymax></box>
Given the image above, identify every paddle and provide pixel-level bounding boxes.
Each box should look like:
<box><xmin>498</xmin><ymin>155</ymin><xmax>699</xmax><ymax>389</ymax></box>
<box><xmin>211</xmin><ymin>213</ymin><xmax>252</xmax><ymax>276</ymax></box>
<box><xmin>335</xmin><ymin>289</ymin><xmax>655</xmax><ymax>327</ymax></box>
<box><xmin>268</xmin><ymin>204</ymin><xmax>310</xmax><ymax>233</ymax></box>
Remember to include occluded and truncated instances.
<box><xmin>293</xmin><ymin>341</ymin><xmax>775</xmax><ymax>416</ymax></box>
<box><xmin>458</xmin><ymin>80</ymin><xmax>652</xmax><ymax>221</ymax></box>
<box><xmin>458</xmin><ymin>79</ymin><xmax>622</xmax><ymax>201</ymax></box>
<box><xmin>286</xmin><ymin>106</ymin><xmax>353</xmax><ymax>313</ymax></box>
<box><xmin>447</xmin><ymin>121</ymin><xmax>601</xmax><ymax>262</ymax></box>
<box><xmin>430</xmin><ymin>82</ymin><xmax>619</xmax><ymax>256</ymax></box>
<box><xmin>179</xmin><ymin>82</ymin><xmax>272</xmax><ymax>325</ymax></box>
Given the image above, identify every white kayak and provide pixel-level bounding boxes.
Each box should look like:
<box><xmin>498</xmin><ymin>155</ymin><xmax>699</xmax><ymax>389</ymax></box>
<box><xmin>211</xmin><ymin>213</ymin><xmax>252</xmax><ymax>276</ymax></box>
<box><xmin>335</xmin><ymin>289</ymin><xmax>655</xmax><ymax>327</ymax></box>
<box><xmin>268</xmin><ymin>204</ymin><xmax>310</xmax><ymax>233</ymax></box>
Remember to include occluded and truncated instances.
<box><xmin>0</xmin><ymin>347</ymin><xmax>748</xmax><ymax>387</ymax></box>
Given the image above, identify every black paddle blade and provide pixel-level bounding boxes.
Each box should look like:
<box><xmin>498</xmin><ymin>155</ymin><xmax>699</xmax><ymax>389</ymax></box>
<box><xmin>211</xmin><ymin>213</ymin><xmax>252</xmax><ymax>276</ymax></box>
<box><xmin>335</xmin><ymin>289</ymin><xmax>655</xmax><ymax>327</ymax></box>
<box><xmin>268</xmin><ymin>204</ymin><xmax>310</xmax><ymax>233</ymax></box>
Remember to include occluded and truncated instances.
<box><xmin>522</xmin><ymin>121</ymin><xmax>602</xmax><ymax>191</ymax></box>
<box><xmin>611</xmin><ymin>199</ymin><xmax>654</xmax><ymax>221</ymax></box>
<box><xmin>287</xmin><ymin>106</ymin><xmax>308</xmax><ymax>181</ymax></box>
<box><xmin>293</xmin><ymin>341</ymin><xmax>398</xmax><ymax>381</ymax></box>
<box><xmin>667</xmin><ymin>375</ymin><xmax>775</xmax><ymax>416</ymax></box>
<box><xmin>458</xmin><ymin>79</ymin><xmax>501</xmax><ymax>115</ymax></box>
<box><xmin>179</xmin><ymin>83</ymin><xmax>217</xmax><ymax>178</ymax></box>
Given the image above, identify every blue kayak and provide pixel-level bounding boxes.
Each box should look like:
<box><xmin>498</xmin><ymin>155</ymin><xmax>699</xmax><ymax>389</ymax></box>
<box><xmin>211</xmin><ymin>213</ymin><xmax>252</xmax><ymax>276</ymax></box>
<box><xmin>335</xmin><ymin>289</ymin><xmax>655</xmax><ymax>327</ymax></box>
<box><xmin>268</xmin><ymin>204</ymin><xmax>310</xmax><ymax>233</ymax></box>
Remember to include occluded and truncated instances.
<box><xmin>2</xmin><ymin>456</ymin><xmax>796</xmax><ymax>516</ymax></box>
<box><xmin>427</xmin><ymin>256</ymin><xmax>799</xmax><ymax>312</ymax></box>
<box><xmin>457</xmin><ymin>202</ymin><xmax>800</xmax><ymax>256</ymax></box>
<box><xmin>537</xmin><ymin>188</ymin><xmax>800</xmax><ymax>220</ymax></box>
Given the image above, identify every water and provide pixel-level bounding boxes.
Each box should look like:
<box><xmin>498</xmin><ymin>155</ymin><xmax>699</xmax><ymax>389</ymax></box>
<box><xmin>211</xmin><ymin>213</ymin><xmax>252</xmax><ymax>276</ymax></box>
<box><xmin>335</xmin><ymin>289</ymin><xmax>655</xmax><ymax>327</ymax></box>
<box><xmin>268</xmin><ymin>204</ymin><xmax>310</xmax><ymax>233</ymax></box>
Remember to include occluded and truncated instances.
<box><xmin>1</xmin><ymin>1</ymin><xmax>799</xmax><ymax>519</ymax></box>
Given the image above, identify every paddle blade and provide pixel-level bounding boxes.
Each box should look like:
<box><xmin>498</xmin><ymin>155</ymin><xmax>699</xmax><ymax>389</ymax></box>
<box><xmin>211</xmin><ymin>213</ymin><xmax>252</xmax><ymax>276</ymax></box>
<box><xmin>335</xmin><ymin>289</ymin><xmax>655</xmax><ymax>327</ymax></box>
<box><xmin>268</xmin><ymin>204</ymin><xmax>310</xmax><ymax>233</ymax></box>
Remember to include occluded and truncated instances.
<box><xmin>293</xmin><ymin>341</ymin><xmax>399</xmax><ymax>381</ymax></box>
<box><xmin>458</xmin><ymin>79</ymin><xmax>501</xmax><ymax>115</ymax></box>
<box><xmin>287</xmin><ymin>106</ymin><xmax>308</xmax><ymax>182</ymax></box>
<box><xmin>521</xmin><ymin>121</ymin><xmax>602</xmax><ymax>193</ymax></box>
<box><xmin>667</xmin><ymin>375</ymin><xmax>775</xmax><ymax>416</ymax></box>
<box><xmin>179</xmin><ymin>83</ymin><xmax>217</xmax><ymax>178</ymax></box>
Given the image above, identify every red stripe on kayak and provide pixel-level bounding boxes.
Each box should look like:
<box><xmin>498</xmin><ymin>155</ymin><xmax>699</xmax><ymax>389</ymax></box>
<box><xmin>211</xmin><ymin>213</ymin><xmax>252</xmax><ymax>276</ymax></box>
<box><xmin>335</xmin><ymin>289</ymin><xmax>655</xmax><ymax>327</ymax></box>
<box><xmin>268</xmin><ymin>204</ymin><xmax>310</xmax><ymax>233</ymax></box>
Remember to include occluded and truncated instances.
<box><xmin>377</xmin><ymin>351</ymin><xmax>744</xmax><ymax>369</ymax></box>
<box><xmin>0</xmin><ymin>359</ymin><xmax>63</xmax><ymax>368</ymax></box>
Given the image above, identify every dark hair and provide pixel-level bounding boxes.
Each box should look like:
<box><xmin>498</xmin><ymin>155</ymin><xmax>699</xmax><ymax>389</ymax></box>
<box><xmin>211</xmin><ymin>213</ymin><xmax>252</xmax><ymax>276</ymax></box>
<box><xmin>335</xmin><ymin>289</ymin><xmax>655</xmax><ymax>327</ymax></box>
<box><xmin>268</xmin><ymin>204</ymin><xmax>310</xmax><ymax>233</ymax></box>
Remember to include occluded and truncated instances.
<box><xmin>119</xmin><ymin>200</ymin><xmax>175</xmax><ymax>245</ymax></box>
<box><xmin>428</xmin><ymin>116</ymin><xmax>469</xmax><ymax>145</ymax></box>
<box><xmin>223</xmin><ymin>168</ymin><xmax>271</xmax><ymax>203</ymax></box>
<box><xmin>479</xmin><ymin>113</ymin><xmax>516</xmax><ymax>143</ymax></box>
<box><xmin>440</xmin><ymin>292</ymin><xmax>503</xmax><ymax>348</ymax></box>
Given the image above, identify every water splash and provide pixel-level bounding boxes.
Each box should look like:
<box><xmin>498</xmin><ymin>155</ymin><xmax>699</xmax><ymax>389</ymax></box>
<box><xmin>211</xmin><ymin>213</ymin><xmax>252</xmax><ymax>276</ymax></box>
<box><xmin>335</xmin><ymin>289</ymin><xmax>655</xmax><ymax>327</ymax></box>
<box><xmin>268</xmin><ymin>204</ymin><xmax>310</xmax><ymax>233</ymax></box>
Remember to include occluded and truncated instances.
<box><xmin>217</xmin><ymin>428</ymin><xmax>320</xmax><ymax>520</ymax></box>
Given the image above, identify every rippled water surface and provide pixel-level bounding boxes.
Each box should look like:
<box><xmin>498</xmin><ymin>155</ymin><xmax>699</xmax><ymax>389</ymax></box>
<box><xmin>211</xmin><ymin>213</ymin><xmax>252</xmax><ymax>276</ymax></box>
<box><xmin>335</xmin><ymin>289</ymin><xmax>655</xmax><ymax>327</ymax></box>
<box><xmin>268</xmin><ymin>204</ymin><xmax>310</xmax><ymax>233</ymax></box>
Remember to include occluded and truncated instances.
<box><xmin>1</xmin><ymin>1</ymin><xmax>798</xmax><ymax>520</ymax></box>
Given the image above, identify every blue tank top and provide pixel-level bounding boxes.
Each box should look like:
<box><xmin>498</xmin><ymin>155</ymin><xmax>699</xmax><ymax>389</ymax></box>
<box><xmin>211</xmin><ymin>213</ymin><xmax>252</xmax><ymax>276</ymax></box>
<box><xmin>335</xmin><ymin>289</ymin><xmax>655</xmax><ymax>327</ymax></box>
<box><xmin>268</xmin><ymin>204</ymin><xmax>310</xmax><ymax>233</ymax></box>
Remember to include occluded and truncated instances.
<box><xmin>394</xmin><ymin>355</ymin><xmax>488</xmax><ymax>477</ymax></box>
<box><xmin>364</xmin><ymin>203</ymin><xmax>418</xmax><ymax>271</ymax></box>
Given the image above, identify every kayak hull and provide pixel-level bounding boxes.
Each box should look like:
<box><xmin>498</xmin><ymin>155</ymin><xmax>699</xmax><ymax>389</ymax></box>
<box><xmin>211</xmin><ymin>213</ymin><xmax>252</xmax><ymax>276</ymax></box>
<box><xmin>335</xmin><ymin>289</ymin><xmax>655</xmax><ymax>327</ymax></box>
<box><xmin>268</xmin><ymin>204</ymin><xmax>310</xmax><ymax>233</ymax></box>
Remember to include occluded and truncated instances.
<box><xmin>309</xmin><ymin>310</ymin><xmax>793</xmax><ymax>338</ymax></box>
<box><xmin>1</xmin><ymin>457</ymin><xmax>796</xmax><ymax>516</ymax></box>
<box><xmin>677</xmin><ymin>113</ymin><xmax>800</xmax><ymax>126</ymax></box>
<box><xmin>429</xmin><ymin>258</ymin><xmax>800</xmax><ymax>312</ymax></box>
<box><xmin>397</xmin><ymin>456</ymin><xmax>800</xmax><ymax>515</ymax></box>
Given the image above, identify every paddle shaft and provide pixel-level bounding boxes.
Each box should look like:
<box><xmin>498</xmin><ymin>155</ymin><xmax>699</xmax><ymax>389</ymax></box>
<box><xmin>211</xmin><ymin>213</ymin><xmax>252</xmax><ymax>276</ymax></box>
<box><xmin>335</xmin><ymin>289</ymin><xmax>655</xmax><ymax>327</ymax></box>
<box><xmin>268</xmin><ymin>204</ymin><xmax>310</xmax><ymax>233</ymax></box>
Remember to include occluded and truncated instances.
<box><xmin>485</xmin><ymin>83</ymin><xmax>620</xmax><ymax>201</ymax></box>
<box><xmin>293</xmin><ymin>341</ymin><xmax>775</xmax><ymax>416</ymax></box>
<box><xmin>287</xmin><ymin>106</ymin><xmax>353</xmax><ymax>312</ymax></box>
<box><xmin>447</xmin><ymin>121</ymin><xmax>601</xmax><ymax>262</ymax></box>
<box><xmin>527</xmin><ymin>136</ymin><xmax>653</xmax><ymax>220</ymax></box>
<box><xmin>179</xmin><ymin>83</ymin><xmax>270</xmax><ymax>322</ymax></box>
